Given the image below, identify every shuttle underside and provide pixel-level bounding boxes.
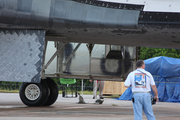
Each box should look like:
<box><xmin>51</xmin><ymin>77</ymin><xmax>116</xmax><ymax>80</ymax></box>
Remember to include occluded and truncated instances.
<box><xmin>0</xmin><ymin>0</ymin><xmax>180</xmax><ymax>48</ymax></box>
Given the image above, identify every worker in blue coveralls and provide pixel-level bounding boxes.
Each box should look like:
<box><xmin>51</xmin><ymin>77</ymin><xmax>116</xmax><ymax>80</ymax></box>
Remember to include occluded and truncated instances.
<box><xmin>124</xmin><ymin>60</ymin><xmax>158</xmax><ymax>120</ymax></box>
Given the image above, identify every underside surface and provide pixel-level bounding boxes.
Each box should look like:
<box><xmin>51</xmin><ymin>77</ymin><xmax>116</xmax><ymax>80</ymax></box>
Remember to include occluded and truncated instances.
<box><xmin>0</xmin><ymin>30</ymin><xmax>45</xmax><ymax>83</ymax></box>
<box><xmin>46</xmin><ymin>27</ymin><xmax>180</xmax><ymax>49</ymax></box>
<box><xmin>0</xmin><ymin>0</ymin><xmax>180</xmax><ymax>49</ymax></box>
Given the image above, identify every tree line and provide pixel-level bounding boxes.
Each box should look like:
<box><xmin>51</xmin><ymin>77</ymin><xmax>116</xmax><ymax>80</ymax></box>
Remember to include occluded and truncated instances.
<box><xmin>139</xmin><ymin>47</ymin><xmax>180</xmax><ymax>60</ymax></box>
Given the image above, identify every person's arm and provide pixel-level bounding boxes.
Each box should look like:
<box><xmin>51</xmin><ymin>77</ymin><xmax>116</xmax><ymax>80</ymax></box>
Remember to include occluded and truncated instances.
<box><xmin>124</xmin><ymin>73</ymin><xmax>131</xmax><ymax>88</ymax></box>
<box><xmin>125</xmin><ymin>85</ymin><xmax>131</xmax><ymax>88</ymax></box>
<box><xmin>151</xmin><ymin>85</ymin><xmax>158</xmax><ymax>102</ymax></box>
<box><xmin>149</xmin><ymin>73</ymin><xmax>158</xmax><ymax>102</ymax></box>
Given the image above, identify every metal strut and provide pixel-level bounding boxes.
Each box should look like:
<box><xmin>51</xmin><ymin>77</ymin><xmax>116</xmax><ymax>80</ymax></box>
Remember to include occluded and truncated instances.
<box><xmin>42</xmin><ymin>42</ymin><xmax>67</xmax><ymax>71</ymax></box>
<box><xmin>64</xmin><ymin>43</ymin><xmax>81</xmax><ymax>65</ymax></box>
<box><xmin>86</xmin><ymin>44</ymin><xmax>94</xmax><ymax>54</ymax></box>
<box><xmin>86</xmin><ymin>43</ymin><xmax>94</xmax><ymax>79</ymax></box>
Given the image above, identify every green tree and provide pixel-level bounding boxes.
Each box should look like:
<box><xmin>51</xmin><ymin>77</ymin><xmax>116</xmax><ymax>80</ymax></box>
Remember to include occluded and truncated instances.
<box><xmin>139</xmin><ymin>47</ymin><xmax>180</xmax><ymax>60</ymax></box>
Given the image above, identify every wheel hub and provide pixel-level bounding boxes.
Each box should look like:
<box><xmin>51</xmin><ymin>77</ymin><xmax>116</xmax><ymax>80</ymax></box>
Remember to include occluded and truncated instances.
<box><xmin>25</xmin><ymin>84</ymin><xmax>40</xmax><ymax>101</ymax></box>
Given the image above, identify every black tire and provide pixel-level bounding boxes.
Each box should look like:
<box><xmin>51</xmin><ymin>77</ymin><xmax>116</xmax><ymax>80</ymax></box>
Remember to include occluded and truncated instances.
<box><xmin>19</xmin><ymin>81</ymin><xmax>49</xmax><ymax>106</ymax></box>
<box><xmin>43</xmin><ymin>78</ymin><xmax>59</xmax><ymax>106</ymax></box>
<box><xmin>39</xmin><ymin>80</ymin><xmax>50</xmax><ymax>106</ymax></box>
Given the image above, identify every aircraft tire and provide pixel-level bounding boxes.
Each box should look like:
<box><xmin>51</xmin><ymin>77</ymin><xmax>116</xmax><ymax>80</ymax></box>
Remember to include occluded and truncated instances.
<box><xmin>38</xmin><ymin>80</ymin><xmax>50</xmax><ymax>106</ymax></box>
<box><xmin>42</xmin><ymin>78</ymin><xmax>59</xmax><ymax>106</ymax></box>
<box><xmin>19</xmin><ymin>81</ymin><xmax>49</xmax><ymax>106</ymax></box>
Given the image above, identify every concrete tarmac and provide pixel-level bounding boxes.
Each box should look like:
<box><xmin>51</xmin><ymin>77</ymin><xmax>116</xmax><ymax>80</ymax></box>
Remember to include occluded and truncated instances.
<box><xmin>0</xmin><ymin>93</ymin><xmax>180</xmax><ymax>120</ymax></box>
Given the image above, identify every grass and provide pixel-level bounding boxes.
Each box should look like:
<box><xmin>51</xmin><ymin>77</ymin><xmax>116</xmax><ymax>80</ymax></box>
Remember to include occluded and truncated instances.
<box><xmin>0</xmin><ymin>89</ymin><xmax>19</xmax><ymax>93</ymax></box>
<box><xmin>59</xmin><ymin>90</ymin><xmax>120</xmax><ymax>98</ymax></box>
<box><xmin>76</xmin><ymin>91</ymin><xmax>99</xmax><ymax>95</ymax></box>
<box><xmin>58</xmin><ymin>90</ymin><xmax>98</xmax><ymax>95</ymax></box>
<box><xmin>0</xmin><ymin>89</ymin><xmax>97</xmax><ymax>94</ymax></box>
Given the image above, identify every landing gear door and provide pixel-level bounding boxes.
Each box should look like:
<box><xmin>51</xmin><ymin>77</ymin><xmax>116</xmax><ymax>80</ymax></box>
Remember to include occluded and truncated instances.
<box><xmin>0</xmin><ymin>30</ymin><xmax>45</xmax><ymax>83</ymax></box>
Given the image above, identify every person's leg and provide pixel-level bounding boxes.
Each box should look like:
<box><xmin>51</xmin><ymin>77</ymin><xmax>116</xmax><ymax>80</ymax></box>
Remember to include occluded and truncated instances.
<box><xmin>97</xmin><ymin>81</ymin><xmax>100</xmax><ymax>98</ymax></box>
<box><xmin>143</xmin><ymin>93</ymin><xmax>156</xmax><ymax>120</ymax></box>
<box><xmin>93</xmin><ymin>80</ymin><xmax>97</xmax><ymax>99</ymax></box>
<box><xmin>133</xmin><ymin>93</ymin><xmax>143</xmax><ymax>120</ymax></box>
<box><xmin>99</xmin><ymin>81</ymin><xmax>104</xmax><ymax>98</ymax></box>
